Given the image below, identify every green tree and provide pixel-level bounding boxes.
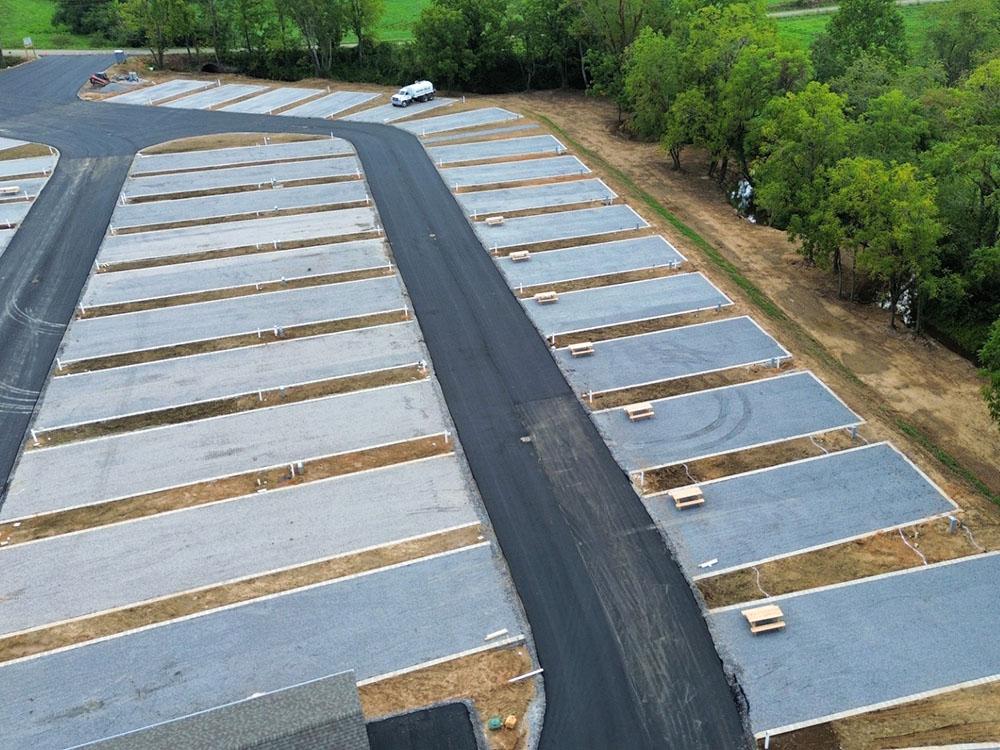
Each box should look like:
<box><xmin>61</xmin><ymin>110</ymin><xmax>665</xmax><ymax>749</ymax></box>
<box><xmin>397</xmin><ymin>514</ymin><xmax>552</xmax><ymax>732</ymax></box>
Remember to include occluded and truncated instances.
<box><xmin>980</xmin><ymin>317</ymin><xmax>1000</xmax><ymax>429</ymax></box>
<box><xmin>928</xmin><ymin>0</ymin><xmax>1000</xmax><ymax>85</ymax></box>
<box><xmin>573</xmin><ymin>0</ymin><xmax>669</xmax><ymax>57</ymax></box>
<box><xmin>752</xmin><ymin>82</ymin><xmax>853</xmax><ymax>260</ymax></box>
<box><xmin>821</xmin><ymin>159</ymin><xmax>942</xmax><ymax>327</ymax></box>
<box><xmin>858</xmin><ymin>89</ymin><xmax>931</xmax><ymax>164</ymax></box>
<box><xmin>622</xmin><ymin>27</ymin><xmax>676</xmax><ymax>138</ymax></box>
<box><xmin>584</xmin><ymin>48</ymin><xmax>627</xmax><ymax>122</ymax></box>
<box><xmin>120</xmin><ymin>0</ymin><xmax>188</xmax><ymax>68</ymax></box>
<box><xmin>344</xmin><ymin>0</ymin><xmax>384</xmax><ymax>63</ymax></box>
<box><xmin>277</xmin><ymin>0</ymin><xmax>345</xmax><ymax>75</ymax></box>
<box><xmin>811</xmin><ymin>0</ymin><xmax>907</xmax><ymax>81</ymax></box>
<box><xmin>508</xmin><ymin>0</ymin><xmax>579</xmax><ymax>89</ymax></box>
<box><xmin>413</xmin><ymin>0</ymin><xmax>511</xmax><ymax>90</ymax></box>
<box><xmin>662</xmin><ymin>87</ymin><xmax>711</xmax><ymax>170</ymax></box>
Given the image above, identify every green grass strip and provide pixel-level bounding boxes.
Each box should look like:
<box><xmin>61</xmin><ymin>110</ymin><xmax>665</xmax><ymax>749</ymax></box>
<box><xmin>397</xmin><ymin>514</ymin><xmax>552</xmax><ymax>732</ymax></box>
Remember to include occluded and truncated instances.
<box><xmin>531</xmin><ymin>110</ymin><xmax>998</xmax><ymax>505</ymax></box>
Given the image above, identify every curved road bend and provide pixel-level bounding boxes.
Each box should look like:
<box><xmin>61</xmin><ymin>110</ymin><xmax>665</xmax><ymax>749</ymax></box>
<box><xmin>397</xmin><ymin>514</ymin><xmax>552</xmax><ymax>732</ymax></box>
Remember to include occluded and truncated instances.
<box><xmin>0</xmin><ymin>56</ymin><xmax>749</xmax><ymax>749</ymax></box>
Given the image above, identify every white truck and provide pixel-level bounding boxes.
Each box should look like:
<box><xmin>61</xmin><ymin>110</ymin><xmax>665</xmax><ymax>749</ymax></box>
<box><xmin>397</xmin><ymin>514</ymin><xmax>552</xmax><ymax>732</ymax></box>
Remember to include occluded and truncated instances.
<box><xmin>391</xmin><ymin>80</ymin><xmax>435</xmax><ymax>107</ymax></box>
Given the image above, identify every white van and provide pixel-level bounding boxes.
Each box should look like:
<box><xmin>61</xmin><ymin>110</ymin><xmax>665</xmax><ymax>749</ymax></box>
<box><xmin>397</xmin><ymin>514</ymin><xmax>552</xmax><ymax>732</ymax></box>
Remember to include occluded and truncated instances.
<box><xmin>391</xmin><ymin>80</ymin><xmax>435</xmax><ymax>107</ymax></box>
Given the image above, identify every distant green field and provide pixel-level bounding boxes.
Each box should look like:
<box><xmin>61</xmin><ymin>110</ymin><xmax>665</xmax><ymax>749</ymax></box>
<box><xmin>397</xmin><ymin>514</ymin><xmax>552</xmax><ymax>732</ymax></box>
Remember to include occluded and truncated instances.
<box><xmin>2</xmin><ymin>0</ymin><xmax>429</xmax><ymax>50</ymax></box>
<box><xmin>1</xmin><ymin>0</ymin><xmax>92</xmax><ymax>51</ymax></box>
<box><xmin>775</xmin><ymin>4</ymin><xmax>942</xmax><ymax>53</ymax></box>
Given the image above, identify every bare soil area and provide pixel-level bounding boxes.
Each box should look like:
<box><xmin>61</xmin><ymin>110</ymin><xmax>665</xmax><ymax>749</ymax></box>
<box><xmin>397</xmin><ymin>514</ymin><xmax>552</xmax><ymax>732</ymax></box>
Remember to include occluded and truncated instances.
<box><xmin>360</xmin><ymin>644</ymin><xmax>537</xmax><ymax>750</ymax></box>
<box><xmin>0</xmin><ymin>526</ymin><xmax>481</xmax><ymax>664</ymax></box>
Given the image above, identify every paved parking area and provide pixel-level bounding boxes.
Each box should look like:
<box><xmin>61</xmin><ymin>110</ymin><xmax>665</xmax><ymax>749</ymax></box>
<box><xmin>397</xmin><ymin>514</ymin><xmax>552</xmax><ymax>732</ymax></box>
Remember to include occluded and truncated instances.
<box><xmin>555</xmin><ymin>317</ymin><xmax>788</xmax><ymax>393</ymax></box>
<box><xmin>112</xmin><ymin>181</ymin><xmax>367</xmax><ymax>229</ymax></box>
<box><xmin>83</xmin><ymin>239</ymin><xmax>387</xmax><ymax>306</ymax></box>
<box><xmin>0</xmin><ymin>543</ymin><xmax>522</xmax><ymax>750</ymax></box>
<box><xmin>4</xmin><ymin>379</ymin><xmax>448</xmax><ymax>519</ymax></box>
<box><xmin>37</xmin><ymin>322</ymin><xmax>420</xmax><ymax>429</ymax></box>
<box><xmin>0</xmin><ymin>454</ymin><xmax>477</xmax><ymax>635</ymax></box>
<box><xmin>99</xmin><ymin>207</ymin><xmax>377</xmax><ymax>264</ymax></box>
<box><xmin>0</xmin><ymin>154</ymin><xmax>56</xmax><ymax>179</ymax></box>
<box><xmin>460</xmin><ymin>178</ymin><xmax>615</xmax><ymax>217</ymax></box>
<box><xmin>62</xmin><ymin>275</ymin><xmax>403</xmax><ymax>362</ymax></box>
<box><xmin>218</xmin><ymin>87</ymin><xmax>324</xmax><ymax>114</ymax></box>
<box><xmin>710</xmin><ymin>552</ymin><xmax>1000</xmax><ymax>736</ymax></box>
<box><xmin>427</xmin><ymin>134</ymin><xmax>564</xmax><ymax>166</ymax></box>
<box><xmin>105</xmin><ymin>79</ymin><xmax>212</xmax><ymax>105</ymax></box>
<box><xmin>476</xmin><ymin>205</ymin><xmax>646</xmax><ymax>249</ymax></box>
<box><xmin>343</xmin><ymin>97</ymin><xmax>456</xmax><ymax>123</ymax></box>
<box><xmin>649</xmin><ymin>442</ymin><xmax>956</xmax><ymax>577</ymax></box>
<box><xmin>442</xmin><ymin>155</ymin><xmax>589</xmax><ymax>189</ymax></box>
<box><xmin>498</xmin><ymin>234</ymin><xmax>682</xmax><ymax>290</ymax></box>
<box><xmin>592</xmin><ymin>371</ymin><xmax>862</xmax><ymax>471</ymax></box>
<box><xmin>160</xmin><ymin>84</ymin><xmax>267</xmax><ymax>110</ymax></box>
<box><xmin>124</xmin><ymin>155</ymin><xmax>360</xmax><ymax>198</ymax></box>
<box><xmin>397</xmin><ymin>107</ymin><xmax>520</xmax><ymax>135</ymax></box>
<box><xmin>522</xmin><ymin>273</ymin><xmax>731</xmax><ymax>336</ymax></box>
<box><xmin>280</xmin><ymin>91</ymin><xmax>379</xmax><ymax>118</ymax></box>
<box><xmin>131</xmin><ymin>138</ymin><xmax>353</xmax><ymax>175</ymax></box>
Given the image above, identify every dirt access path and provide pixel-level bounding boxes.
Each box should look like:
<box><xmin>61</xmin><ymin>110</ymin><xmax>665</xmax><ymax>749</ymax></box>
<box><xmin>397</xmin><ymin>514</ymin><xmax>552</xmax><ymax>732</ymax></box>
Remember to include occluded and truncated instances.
<box><xmin>494</xmin><ymin>89</ymin><xmax>1000</xmax><ymax>501</ymax></box>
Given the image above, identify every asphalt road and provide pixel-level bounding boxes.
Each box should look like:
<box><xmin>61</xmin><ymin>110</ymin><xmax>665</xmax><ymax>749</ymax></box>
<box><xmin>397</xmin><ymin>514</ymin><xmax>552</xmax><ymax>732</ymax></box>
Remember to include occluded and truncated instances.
<box><xmin>0</xmin><ymin>56</ymin><xmax>750</xmax><ymax>749</ymax></box>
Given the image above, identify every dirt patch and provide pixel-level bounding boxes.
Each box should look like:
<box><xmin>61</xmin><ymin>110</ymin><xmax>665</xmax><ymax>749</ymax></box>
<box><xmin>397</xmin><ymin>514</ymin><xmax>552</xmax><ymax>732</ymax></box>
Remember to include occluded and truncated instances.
<box><xmin>0</xmin><ymin>526</ymin><xmax>482</xmax><ymax>664</ymax></box>
<box><xmin>640</xmin><ymin>428</ymin><xmax>864</xmax><ymax>495</ymax></box>
<box><xmin>31</xmin><ymin>364</ymin><xmax>424</xmax><ymax>449</ymax></box>
<box><xmin>699</xmin><ymin>514</ymin><xmax>999</xmax><ymax>609</ymax></box>
<box><xmin>760</xmin><ymin>680</ymin><xmax>1000</xmax><ymax>749</ymax></box>
<box><xmin>60</xmin><ymin>310</ymin><xmax>407</xmax><ymax>374</ymax></box>
<box><xmin>553</xmin><ymin>304</ymin><xmax>743</xmax><ymax>348</ymax></box>
<box><xmin>515</xmin><ymin>265</ymin><xmax>679</xmax><ymax>299</ymax></box>
<box><xmin>80</xmin><ymin>266</ymin><xmax>392</xmax><ymax>318</ymax></box>
<box><xmin>588</xmin><ymin>359</ymin><xmax>796</xmax><ymax>408</ymax></box>
<box><xmin>0</xmin><ymin>435</ymin><xmax>450</xmax><ymax>546</ymax></box>
<box><xmin>99</xmin><ymin>225</ymin><xmax>375</xmax><ymax>272</ymax></box>
<box><xmin>141</xmin><ymin>132</ymin><xmax>322</xmax><ymax>155</ymax></box>
<box><xmin>360</xmin><ymin>644</ymin><xmax>537</xmax><ymax>750</ymax></box>
<box><xmin>0</xmin><ymin>143</ymin><xmax>54</xmax><ymax>161</ymax></box>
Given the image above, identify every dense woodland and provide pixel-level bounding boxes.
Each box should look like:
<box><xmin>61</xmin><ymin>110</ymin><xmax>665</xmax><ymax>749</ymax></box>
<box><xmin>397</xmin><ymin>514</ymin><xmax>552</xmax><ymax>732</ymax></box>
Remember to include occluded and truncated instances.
<box><xmin>22</xmin><ymin>0</ymin><xmax>1000</xmax><ymax>424</ymax></box>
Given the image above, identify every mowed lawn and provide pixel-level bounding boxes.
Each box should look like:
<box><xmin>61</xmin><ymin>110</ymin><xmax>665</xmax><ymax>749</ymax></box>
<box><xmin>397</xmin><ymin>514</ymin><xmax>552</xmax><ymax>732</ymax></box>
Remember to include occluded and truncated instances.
<box><xmin>3</xmin><ymin>0</ymin><xmax>431</xmax><ymax>49</ymax></box>
<box><xmin>775</xmin><ymin>4</ymin><xmax>943</xmax><ymax>51</ymax></box>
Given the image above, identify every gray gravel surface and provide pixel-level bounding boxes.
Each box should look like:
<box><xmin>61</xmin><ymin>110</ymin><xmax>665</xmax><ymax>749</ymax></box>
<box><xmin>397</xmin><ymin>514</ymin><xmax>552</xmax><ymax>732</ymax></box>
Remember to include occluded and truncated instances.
<box><xmin>396</xmin><ymin>107</ymin><xmax>520</xmax><ymax>135</ymax></box>
<box><xmin>0</xmin><ymin>453</ymin><xmax>478</xmax><ymax>634</ymax></box>
<box><xmin>0</xmin><ymin>543</ymin><xmax>521</xmax><ymax>750</ymax></box>
<box><xmin>124</xmin><ymin>155</ymin><xmax>360</xmax><ymax>198</ymax></box>
<box><xmin>442</xmin><ymin>154</ymin><xmax>588</xmax><ymax>188</ymax></box>
<box><xmin>82</xmin><ymin>238</ymin><xmax>386</xmax><ymax>306</ymax></box>
<box><xmin>61</xmin><ymin>274</ymin><xmax>404</xmax><ymax>361</ymax></box>
<box><xmin>159</xmin><ymin>83</ymin><xmax>267</xmax><ymax>110</ymax></box>
<box><xmin>218</xmin><ymin>87</ymin><xmax>325</xmax><ymax>113</ymax></box>
<box><xmin>427</xmin><ymin>134</ymin><xmax>563</xmax><ymax>166</ymax></box>
<box><xmin>279</xmin><ymin>91</ymin><xmax>379</xmax><ymax>118</ymax></box>
<box><xmin>460</xmin><ymin>178</ymin><xmax>614</xmax><ymax>216</ymax></box>
<box><xmin>523</xmin><ymin>272</ymin><xmax>730</xmax><ymax>335</ymax></box>
<box><xmin>555</xmin><ymin>316</ymin><xmax>788</xmax><ymax>393</ymax></box>
<box><xmin>36</xmin><ymin>321</ymin><xmax>421</xmax><ymax>429</ymax></box>
<box><xmin>710</xmin><ymin>552</ymin><xmax>1000</xmax><ymax>734</ymax></box>
<box><xmin>99</xmin><ymin>206</ymin><xmax>377</xmax><ymax>264</ymax></box>
<box><xmin>130</xmin><ymin>137</ymin><xmax>352</xmax><ymax>174</ymax></box>
<box><xmin>650</xmin><ymin>442</ymin><xmax>954</xmax><ymax>576</ymax></box>
<box><xmin>498</xmin><ymin>233</ymin><xmax>681</xmax><ymax>289</ymax></box>
<box><xmin>593</xmin><ymin>371</ymin><xmax>862</xmax><ymax>470</ymax></box>
<box><xmin>476</xmin><ymin>204</ymin><xmax>646</xmax><ymax>248</ymax></box>
<box><xmin>4</xmin><ymin>379</ymin><xmax>447</xmax><ymax>519</ymax></box>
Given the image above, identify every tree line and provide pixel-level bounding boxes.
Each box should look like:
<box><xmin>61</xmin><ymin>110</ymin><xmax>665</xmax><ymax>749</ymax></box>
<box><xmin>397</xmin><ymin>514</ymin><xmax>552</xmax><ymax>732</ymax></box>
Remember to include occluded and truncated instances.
<box><xmin>53</xmin><ymin>0</ymin><xmax>1000</xmax><ymax>422</ymax></box>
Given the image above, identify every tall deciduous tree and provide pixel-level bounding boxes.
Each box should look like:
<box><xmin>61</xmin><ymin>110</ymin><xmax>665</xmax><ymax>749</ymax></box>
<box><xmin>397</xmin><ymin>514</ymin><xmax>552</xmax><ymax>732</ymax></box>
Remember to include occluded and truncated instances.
<box><xmin>508</xmin><ymin>0</ymin><xmax>578</xmax><ymax>89</ymax></box>
<box><xmin>277</xmin><ymin>0</ymin><xmax>345</xmax><ymax>75</ymax></box>
<box><xmin>751</xmin><ymin>81</ymin><xmax>853</xmax><ymax>260</ymax></box>
<box><xmin>980</xmin><ymin>317</ymin><xmax>1000</xmax><ymax>429</ymax></box>
<box><xmin>413</xmin><ymin>0</ymin><xmax>510</xmax><ymax>90</ymax></box>
<box><xmin>344</xmin><ymin>0</ymin><xmax>384</xmax><ymax>63</ymax></box>
<box><xmin>622</xmin><ymin>27</ymin><xmax>676</xmax><ymax>138</ymax></box>
<box><xmin>928</xmin><ymin>0</ymin><xmax>1000</xmax><ymax>85</ymax></box>
<box><xmin>858</xmin><ymin>89</ymin><xmax>931</xmax><ymax>164</ymax></box>
<box><xmin>811</xmin><ymin>0</ymin><xmax>907</xmax><ymax>81</ymax></box>
<box><xmin>120</xmin><ymin>0</ymin><xmax>187</xmax><ymax>68</ymax></box>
